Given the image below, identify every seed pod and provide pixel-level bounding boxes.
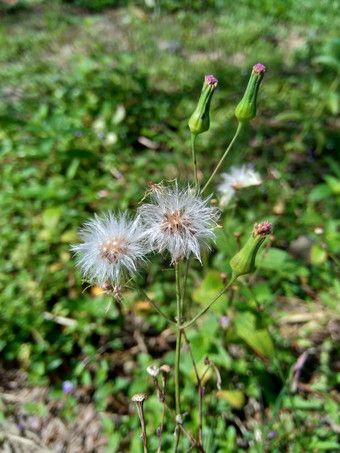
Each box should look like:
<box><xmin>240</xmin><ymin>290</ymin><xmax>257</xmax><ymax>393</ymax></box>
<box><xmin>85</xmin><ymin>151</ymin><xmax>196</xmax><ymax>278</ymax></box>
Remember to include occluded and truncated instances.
<box><xmin>235</xmin><ymin>63</ymin><xmax>266</xmax><ymax>123</ymax></box>
<box><xmin>188</xmin><ymin>75</ymin><xmax>218</xmax><ymax>135</ymax></box>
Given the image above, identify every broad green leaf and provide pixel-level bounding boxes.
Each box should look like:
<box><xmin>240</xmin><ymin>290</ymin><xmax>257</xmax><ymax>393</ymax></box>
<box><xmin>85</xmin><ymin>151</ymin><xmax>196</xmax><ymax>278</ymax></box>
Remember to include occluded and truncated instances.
<box><xmin>259</xmin><ymin>248</ymin><xmax>309</xmax><ymax>277</ymax></box>
<box><xmin>308</xmin><ymin>184</ymin><xmax>333</xmax><ymax>202</ymax></box>
<box><xmin>234</xmin><ymin>312</ymin><xmax>274</xmax><ymax>358</ymax></box>
<box><xmin>192</xmin><ymin>270</ymin><xmax>226</xmax><ymax>307</ymax></box>
<box><xmin>310</xmin><ymin>244</ymin><xmax>327</xmax><ymax>265</ymax></box>
<box><xmin>325</xmin><ymin>175</ymin><xmax>340</xmax><ymax>194</ymax></box>
<box><xmin>217</xmin><ymin>390</ymin><xmax>245</xmax><ymax>409</ymax></box>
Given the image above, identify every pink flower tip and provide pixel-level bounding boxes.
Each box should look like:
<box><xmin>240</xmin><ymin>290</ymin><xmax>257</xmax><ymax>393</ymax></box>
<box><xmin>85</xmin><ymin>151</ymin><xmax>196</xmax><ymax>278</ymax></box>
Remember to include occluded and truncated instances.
<box><xmin>252</xmin><ymin>63</ymin><xmax>266</xmax><ymax>74</ymax></box>
<box><xmin>254</xmin><ymin>221</ymin><xmax>272</xmax><ymax>236</ymax></box>
<box><xmin>205</xmin><ymin>75</ymin><xmax>218</xmax><ymax>86</ymax></box>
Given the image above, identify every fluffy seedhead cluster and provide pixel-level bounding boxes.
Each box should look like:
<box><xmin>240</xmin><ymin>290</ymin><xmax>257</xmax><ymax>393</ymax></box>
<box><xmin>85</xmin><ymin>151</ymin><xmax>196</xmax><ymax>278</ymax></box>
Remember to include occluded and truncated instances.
<box><xmin>71</xmin><ymin>212</ymin><xmax>147</xmax><ymax>287</ymax></box>
<box><xmin>218</xmin><ymin>164</ymin><xmax>262</xmax><ymax>206</ymax></box>
<box><xmin>138</xmin><ymin>183</ymin><xmax>219</xmax><ymax>264</ymax></box>
<box><xmin>72</xmin><ymin>181</ymin><xmax>219</xmax><ymax>285</ymax></box>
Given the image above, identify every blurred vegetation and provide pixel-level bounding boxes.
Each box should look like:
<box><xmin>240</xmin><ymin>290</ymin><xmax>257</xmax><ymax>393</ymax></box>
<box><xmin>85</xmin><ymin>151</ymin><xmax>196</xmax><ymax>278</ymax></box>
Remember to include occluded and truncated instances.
<box><xmin>0</xmin><ymin>0</ymin><xmax>339</xmax><ymax>451</ymax></box>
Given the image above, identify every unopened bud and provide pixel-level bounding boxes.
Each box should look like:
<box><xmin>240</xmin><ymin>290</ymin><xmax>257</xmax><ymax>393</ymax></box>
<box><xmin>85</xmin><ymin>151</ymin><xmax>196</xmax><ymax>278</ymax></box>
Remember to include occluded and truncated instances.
<box><xmin>235</xmin><ymin>63</ymin><xmax>266</xmax><ymax>123</ymax></box>
<box><xmin>188</xmin><ymin>75</ymin><xmax>218</xmax><ymax>135</ymax></box>
<box><xmin>230</xmin><ymin>221</ymin><xmax>272</xmax><ymax>277</ymax></box>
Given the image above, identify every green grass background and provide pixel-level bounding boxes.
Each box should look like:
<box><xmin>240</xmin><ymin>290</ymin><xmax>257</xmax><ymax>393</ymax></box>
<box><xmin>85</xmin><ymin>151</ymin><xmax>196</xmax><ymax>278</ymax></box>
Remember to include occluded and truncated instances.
<box><xmin>0</xmin><ymin>0</ymin><xmax>339</xmax><ymax>451</ymax></box>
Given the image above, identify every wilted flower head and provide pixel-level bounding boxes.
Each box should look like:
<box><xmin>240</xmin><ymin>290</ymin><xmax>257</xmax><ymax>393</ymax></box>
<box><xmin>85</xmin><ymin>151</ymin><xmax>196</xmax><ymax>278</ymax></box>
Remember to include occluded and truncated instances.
<box><xmin>218</xmin><ymin>165</ymin><xmax>262</xmax><ymax>207</ymax></box>
<box><xmin>138</xmin><ymin>181</ymin><xmax>219</xmax><ymax>264</ymax></box>
<box><xmin>71</xmin><ymin>212</ymin><xmax>147</xmax><ymax>286</ymax></box>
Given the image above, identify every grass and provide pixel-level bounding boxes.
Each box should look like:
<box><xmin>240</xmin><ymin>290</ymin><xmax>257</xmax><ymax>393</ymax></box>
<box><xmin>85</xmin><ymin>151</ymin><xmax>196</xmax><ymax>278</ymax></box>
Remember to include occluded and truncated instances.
<box><xmin>0</xmin><ymin>0</ymin><xmax>339</xmax><ymax>451</ymax></box>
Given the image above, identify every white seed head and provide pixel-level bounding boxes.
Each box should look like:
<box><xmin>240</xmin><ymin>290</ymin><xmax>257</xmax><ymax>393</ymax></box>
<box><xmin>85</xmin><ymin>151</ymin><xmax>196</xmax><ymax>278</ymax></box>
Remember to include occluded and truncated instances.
<box><xmin>138</xmin><ymin>181</ymin><xmax>219</xmax><ymax>263</ymax></box>
<box><xmin>146</xmin><ymin>365</ymin><xmax>160</xmax><ymax>377</ymax></box>
<box><xmin>131</xmin><ymin>393</ymin><xmax>148</xmax><ymax>403</ymax></box>
<box><xmin>159</xmin><ymin>364</ymin><xmax>171</xmax><ymax>374</ymax></box>
<box><xmin>71</xmin><ymin>212</ymin><xmax>148</xmax><ymax>286</ymax></box>
<box><xmin>218</xmin><ymin>165</ymin><xmax>262</xmax><ymax>207</ymax></box>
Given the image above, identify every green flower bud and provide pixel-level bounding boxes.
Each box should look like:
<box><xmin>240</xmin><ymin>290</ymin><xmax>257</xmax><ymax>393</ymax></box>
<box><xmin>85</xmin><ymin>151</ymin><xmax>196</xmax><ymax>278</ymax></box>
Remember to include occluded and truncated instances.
<box><xmin>235</xmin><ymin>63</ymin><xmax>266</xmax><ymax>123</ymax></box>
<box><xmin>188</xmin><ymin>75</ymin><xmax>218</xmax><ymax>136</ymax></box>
<box><xmin>230</xmin><ymin>221</ymin><xmax>272</xmax><ymax>278</ymax></box>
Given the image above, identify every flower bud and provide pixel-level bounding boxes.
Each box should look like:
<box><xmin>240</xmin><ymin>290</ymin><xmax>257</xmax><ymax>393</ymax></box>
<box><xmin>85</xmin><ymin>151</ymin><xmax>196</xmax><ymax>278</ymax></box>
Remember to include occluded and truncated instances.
<box><xmin>188</xmin><ymin>75</ymin><xmax>218</xmax><ymax>135</ymax></box>
<box><xmin>230</xmin><ymin>221</ymin><xmax>272</xmax><ymax>278</ymax></box>
<box><xmin>235</xmin><ymin>63</ymin><xmax>266</xmax><ymax>123</ymax></box>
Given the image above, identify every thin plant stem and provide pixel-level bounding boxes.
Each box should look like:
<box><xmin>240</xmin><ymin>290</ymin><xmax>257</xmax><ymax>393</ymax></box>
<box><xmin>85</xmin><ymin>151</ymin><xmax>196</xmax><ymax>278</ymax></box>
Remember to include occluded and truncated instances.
<box><xmin>182</xmin><ymin>331</ymin><xmax>204</xmax><ymax>448</ymax></box>
<box><xmin>174</xmin><ymin>262</ymin><xmax>182</xmax><ymax>451</ymax></box>
<box><xmin>191</xmin><ymin>133</ymin><xmax>198</xmax><ymax>189</ymax></box>
<box><xmin>156</xmin><ymin>403</ymin><xmax>165</xmax><ymax>453</ymax></box>
<box><xmin>164</xmin><ymin>400</ymin><xmax>203</xmax><ymax>451</ymax></box>
<box><xmin>133</xmin><ymin>283</ymin><xmax>176</xmax><ymax>326</ymax></box>
<box><xmin>202</xmin><ymin>122</ymin><xmax>243</xmax><ymax>194</ymax></box>
<box><xmin>154</xmin><ymin>378</ymin><xmax>166</xmax><ymax>453</ymax></box>
<box><xmin>181</xmin><ymin>276</ymin><xmax>237</xmax><ymax>330</ymax></box>
<box><xmin>181</xmin><ymin>259</ymin><xmax>190</xmax><ymax>317</ymax></box>
<box><xmin>135</xmin><ymin>403</ymin><xmax>148</xmax><ymax>453</ymax></box>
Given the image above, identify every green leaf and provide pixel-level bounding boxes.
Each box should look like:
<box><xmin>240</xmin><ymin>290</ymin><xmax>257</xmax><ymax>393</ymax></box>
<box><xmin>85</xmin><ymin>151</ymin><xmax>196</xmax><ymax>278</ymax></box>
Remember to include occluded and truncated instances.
<box><xmin>309</xmin><ymin>442</ymin><xmax>340</xmax><ymax>450</ymax></box>
<box><xmin>275</xmin><ymin>110</ymin><xmax>303</xmax><ymax>122</ymax></box>
<box><xmin>234</xmin><ymin>311</ymin><xmax>274</xmax><ymax>358</ymax></box>
<box><xmin>42</xmin><ymin>206</ymin><xmax>62</xmax><ymax>229</ymax></box>
<box><xmin>216</xmin><ymin>390</ymin><xmax>245</xmax><ymax>409</ymax></box>
<box><xmin>23</xmin><ymin>402</ymin><xmax>48</xmax><ymax>417</ymax></box>
<box><xmin>308</xmin><ymin>184</ymin><xmax>333</xmax><ymax>202</ymax></box>
<box><xmin>325</xmin><ymin>175</ymin><xmax>340</xmax><ymax>194</ymax></box>
<box><xmin>310</xmin><ymin>244</ymin><xmax>327</xmax><ymax>265</ymax></box>
<box><xmin>259</xmin><ymin>248</ymin><xmax>309</xmax><ymax>277</ymax></box>
<box><xmin>192</xmin><ymin>270</ymin><xmax>226</xmax><ymax>307</ymax></box>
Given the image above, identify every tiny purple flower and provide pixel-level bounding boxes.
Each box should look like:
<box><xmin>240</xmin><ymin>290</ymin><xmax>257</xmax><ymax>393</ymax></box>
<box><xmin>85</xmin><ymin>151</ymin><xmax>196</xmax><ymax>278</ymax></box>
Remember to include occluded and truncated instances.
<box><xmin>267</xmin><ymin>431</ymin><xmax>277</xmax><ymax>439</ymax></box>
<box><xmin>62</xmin><ymin>380</ymin><xmax>74</xmax><ymax>395</ymax></box>
<box><xmin>219</xmin><ymin>316</ymin><xmax>230</xmax><ymax>329</ymax></box>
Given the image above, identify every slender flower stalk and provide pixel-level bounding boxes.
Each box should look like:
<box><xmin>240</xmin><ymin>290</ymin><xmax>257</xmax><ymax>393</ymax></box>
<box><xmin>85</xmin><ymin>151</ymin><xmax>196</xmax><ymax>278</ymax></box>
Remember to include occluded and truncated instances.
<box><xmin>181</xmin><ymin>276</ymin><xmax>237</xmax><ymax>330</ymax></box>
<box><xmin>202</xmin><ymin>122</ymin><xmax>243</xmax><ymax>194</ymax></box>
<box><xmin>131</xmin><ymin>393</ymin><xmax>148</xmax><ymax>453</ymax></box>
<box><xmin>175</xmin><ymin>263</ymin><xmax>182</xmax><ymax>418</ymax></box>
<box><xmin>191</xmin><ymin>133</ymin><xmax>198</xmax><ymax>188</ymax></box>
<box><xmin>133</xmin><ymin>283</ymin><xmax>176</xmax><ymax>326</ymax></box>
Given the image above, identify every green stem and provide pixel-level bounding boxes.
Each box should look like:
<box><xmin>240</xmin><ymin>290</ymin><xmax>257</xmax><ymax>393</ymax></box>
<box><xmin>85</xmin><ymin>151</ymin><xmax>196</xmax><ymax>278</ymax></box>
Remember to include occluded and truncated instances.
<box><xmin>174</xmin><ymin>262</ymin><xmax>182</xmax><ymax>452</ymax></box>
<box><xmin>175</xmin><ymin>263</ymin><xmax>182</xmax><ymax>417</ymax></box>
<box><xmin>181</xmin><ymin>259</ymin><xmax>190</xmax><ymax>316</ymax></box>
<box><xmin>202</xmin><ymin>122</ymin><xmax>243</xmax><ymax>194</ymax></box>
<box><xmin>133</xmin><ymin>284</ymin><xmax>176</xmax><ymax>326</ymax></box>
<box><xmin>181</xmin><ymin>276</ymin><xmax>237</xmax><ymax>330</ymax></box>
<box><xmin>191</xmin><ymin>133</ymin><xmax>198</xmax><ymax>189</ymax></box>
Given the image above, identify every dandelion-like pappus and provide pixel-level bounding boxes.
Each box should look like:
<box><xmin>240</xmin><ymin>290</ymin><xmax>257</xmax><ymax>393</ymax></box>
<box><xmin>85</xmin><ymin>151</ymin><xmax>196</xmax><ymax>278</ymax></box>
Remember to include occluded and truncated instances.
<box><xmin>71</xmin><ymin>212</ymin><xmax>148</xmax><ymax>286</ymax></box>
<box><xmin>138</xmin><ymin>181</ymin><xmax>219</xmax><ymax>263</ymax></box>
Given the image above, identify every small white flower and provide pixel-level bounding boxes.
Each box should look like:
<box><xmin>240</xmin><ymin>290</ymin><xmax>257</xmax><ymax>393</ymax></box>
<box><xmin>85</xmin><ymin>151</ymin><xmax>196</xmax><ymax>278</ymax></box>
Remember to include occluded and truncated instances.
<box><xmin>218</xmin><ymin>165</ymin><xmax>262</xmax><ymax>207</ymax></box>
<box><xmin>71</xmin><ymin>212</ymin><xmax>147</xmax><ymax>286</ymax></box>
<box><xmin>138</xmin><ymin>182</ymin><xmax>219</xmax><ymax>263</ymax></box>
